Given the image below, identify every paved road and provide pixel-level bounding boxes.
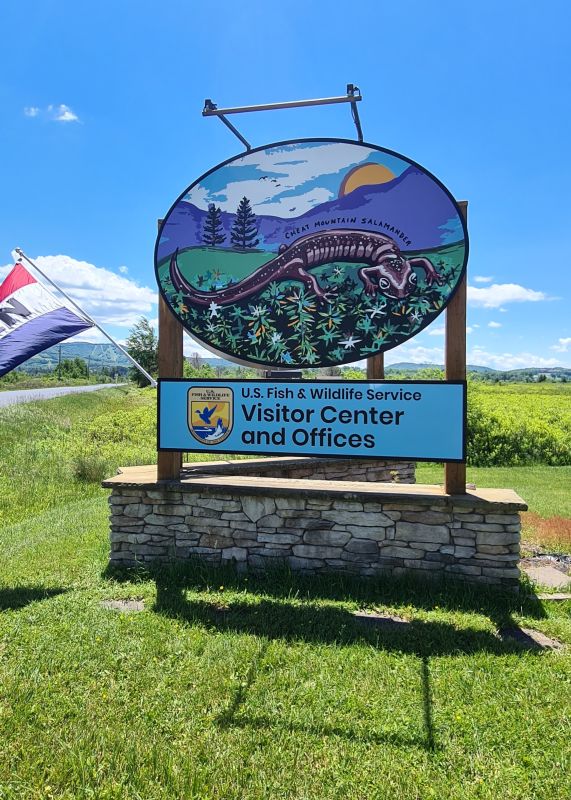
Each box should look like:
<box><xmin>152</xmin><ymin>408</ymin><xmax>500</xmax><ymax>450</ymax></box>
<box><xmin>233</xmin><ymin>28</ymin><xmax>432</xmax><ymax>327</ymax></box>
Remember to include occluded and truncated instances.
<box><xmin>0</xmin><ymin>383</ymin><xmax>127</xmax><ymax>408</ymax></box>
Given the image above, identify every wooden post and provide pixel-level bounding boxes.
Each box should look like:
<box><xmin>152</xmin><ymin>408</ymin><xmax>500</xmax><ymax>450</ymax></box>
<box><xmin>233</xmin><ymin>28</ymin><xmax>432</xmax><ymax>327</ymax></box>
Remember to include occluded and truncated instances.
<box><xmin>444</xmin><ymin>200</ymin><xmax>468</xmax><ymax>495</ymax></box>
<box><xmin>366</xmin><ymin>352</ymin><xmax>384</xmax><ymax>380</ymax></box>
<box><xmin>157</xmin><ymin>223</ymin><xmax>184</xmax><ymax>481</ymax></box>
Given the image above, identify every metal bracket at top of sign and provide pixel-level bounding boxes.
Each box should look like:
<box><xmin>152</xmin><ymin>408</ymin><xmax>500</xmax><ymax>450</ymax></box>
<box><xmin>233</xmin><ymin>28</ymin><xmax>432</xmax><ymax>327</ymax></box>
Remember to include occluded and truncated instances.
<box><xmin>202</xmin><ymin>84</ymin><xmax>363</xmax><ymax>151</ymax></box>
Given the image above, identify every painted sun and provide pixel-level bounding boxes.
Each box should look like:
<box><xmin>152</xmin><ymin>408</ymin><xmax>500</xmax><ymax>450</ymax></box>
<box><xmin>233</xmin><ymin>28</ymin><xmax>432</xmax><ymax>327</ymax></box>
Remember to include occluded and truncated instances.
<box><xmin>339</xmin><ymin>162</ymin><xmax>396</xmax><ymax>197</ymax></box>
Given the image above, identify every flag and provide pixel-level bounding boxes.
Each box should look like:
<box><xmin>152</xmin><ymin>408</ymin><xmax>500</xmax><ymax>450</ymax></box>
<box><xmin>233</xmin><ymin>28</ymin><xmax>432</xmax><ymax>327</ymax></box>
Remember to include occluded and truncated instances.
<box><xmin>0</xmin><ymin>262</ymin><xmax>93</xmax><ymax>376</ymax></box>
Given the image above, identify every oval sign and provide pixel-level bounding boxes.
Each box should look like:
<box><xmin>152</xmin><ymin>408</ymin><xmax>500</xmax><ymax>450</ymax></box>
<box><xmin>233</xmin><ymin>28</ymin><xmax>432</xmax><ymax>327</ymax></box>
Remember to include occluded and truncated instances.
<box><xmin>155</xmin><ymin>138</ymin><xmax>468</xmax><ymax>368</ymax></box>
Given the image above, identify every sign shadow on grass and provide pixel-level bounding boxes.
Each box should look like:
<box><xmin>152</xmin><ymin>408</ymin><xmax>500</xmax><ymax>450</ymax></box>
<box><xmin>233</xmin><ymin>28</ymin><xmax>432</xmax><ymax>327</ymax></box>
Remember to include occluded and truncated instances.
<box><xmin>153</xmin><ymin>581</ymin><xmax>546</xmax><ymax>754</ymax></box>
<box><xmin>106</xmin><ymin>560</ymin><xmax>548</xmax><ymax>628</ymax></box>
<box><xmin>0</xmin><ymin>586</ymin><xmax>67</xmax><ymax>612</ymax></box>
<box><xmin>215</xmin><ymin>646</ymin><xmax>437</xmax><ymax>752</ymax></box>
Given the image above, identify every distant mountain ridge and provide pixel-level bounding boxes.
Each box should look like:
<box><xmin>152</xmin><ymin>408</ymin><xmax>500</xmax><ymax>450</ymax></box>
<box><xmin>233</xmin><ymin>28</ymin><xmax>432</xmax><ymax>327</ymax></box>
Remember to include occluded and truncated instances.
<box><xmin>15</xmin><ymin>345</ymin><xmax>568</xmax><ymax>378</ymax></box>
<box><xmin>16</xmin><ymin>342</ymin><xmax>131</xmax><ymax>373</ymax></box>
<box><xmin>386</xmin><ymin>362</ymin><xmax>493</xmax><ymax>373</ymax></box>
<box><xmin>385</xmin><ymin>362</ymin><xmax>571</xmax><ymax>377</ymax></box>
<box><xmin>157</xmin><ymin>167</ymin><xmax>463</xmax><ymax>262</ymax></box>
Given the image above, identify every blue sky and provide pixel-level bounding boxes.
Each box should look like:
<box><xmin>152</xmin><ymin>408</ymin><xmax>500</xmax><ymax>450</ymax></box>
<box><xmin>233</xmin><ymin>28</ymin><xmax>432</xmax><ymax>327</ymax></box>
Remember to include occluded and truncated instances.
<box><xmin>1</xmin><ymin>0</ymin><xmax>570</xmax><ymax>368</ymax></box>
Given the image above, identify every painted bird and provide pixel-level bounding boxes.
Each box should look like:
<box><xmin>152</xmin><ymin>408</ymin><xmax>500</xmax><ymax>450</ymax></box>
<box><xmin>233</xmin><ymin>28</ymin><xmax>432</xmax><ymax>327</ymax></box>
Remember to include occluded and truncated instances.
<box><xmin>195</xmin><ymin>405</ymin><xmax>218</xmax><ymax>424</ymax></box>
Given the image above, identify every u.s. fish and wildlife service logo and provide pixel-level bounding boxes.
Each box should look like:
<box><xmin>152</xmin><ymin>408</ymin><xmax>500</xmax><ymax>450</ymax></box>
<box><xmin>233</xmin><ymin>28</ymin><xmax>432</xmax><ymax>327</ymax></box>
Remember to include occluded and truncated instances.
<box><xmin>187</xmin><ymin>386</ymin><xmax>233</xmax><ymax>445</ymax></box>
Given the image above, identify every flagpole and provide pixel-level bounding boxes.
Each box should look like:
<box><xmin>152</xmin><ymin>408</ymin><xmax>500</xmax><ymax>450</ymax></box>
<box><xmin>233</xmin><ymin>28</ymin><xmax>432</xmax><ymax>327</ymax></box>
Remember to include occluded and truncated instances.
<box><xmin>14</xmin><ymin>248</ymin><xmax>157</xmax><ymax>388</ymax></box>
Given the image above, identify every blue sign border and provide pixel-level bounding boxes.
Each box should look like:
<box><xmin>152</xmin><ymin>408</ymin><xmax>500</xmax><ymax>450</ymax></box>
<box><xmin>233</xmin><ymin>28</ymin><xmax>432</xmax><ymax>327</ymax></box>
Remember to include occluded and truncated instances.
<box><xmin>158</xmin><ymin>379</ymin><xmax>467</xmax><ymax>463</ymax></box>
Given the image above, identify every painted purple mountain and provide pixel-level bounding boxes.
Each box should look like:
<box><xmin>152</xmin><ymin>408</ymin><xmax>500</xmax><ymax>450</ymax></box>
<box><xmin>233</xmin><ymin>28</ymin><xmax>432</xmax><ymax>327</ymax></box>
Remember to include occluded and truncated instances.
<box><xmin>157</xmin><ymin>166</ymin><xmax>463</xmax><ymax>262</ymax></box>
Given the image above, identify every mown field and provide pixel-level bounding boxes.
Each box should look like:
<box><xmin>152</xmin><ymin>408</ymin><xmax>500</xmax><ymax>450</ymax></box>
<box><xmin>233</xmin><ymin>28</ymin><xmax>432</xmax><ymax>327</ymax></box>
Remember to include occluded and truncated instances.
<box><xmin>0</xmin><ymin>386</ymin><xmax>570</xmax><ymax>799</ymax></box>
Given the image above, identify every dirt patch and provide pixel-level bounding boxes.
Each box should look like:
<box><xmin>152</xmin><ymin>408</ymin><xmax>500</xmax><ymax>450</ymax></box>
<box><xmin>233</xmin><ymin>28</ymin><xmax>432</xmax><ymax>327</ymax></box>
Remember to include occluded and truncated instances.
<box><xmin>101</xmin><ymin>599</ymin><xmax>145</xmax><ymax>613</ymax></box>
<box><xmin>353</xmin><ymin>610</ymin><xmax>409</xmax><ymax>629</ymax></box>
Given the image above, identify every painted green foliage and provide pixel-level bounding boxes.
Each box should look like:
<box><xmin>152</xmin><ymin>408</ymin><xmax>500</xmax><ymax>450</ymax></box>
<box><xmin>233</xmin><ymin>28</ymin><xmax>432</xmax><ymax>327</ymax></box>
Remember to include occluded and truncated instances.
<box><xmin>158</xmin><ymin>242</ymin><xmax>464</xmax><ymax>367</ymax></box>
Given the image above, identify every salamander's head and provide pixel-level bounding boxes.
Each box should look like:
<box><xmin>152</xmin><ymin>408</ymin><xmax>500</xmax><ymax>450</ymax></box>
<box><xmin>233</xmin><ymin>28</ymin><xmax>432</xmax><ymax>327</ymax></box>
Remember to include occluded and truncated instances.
<box><xmin>377</xmin><ymin>250</ymin><xmax>416</xmax><ymax>299</ymax></box>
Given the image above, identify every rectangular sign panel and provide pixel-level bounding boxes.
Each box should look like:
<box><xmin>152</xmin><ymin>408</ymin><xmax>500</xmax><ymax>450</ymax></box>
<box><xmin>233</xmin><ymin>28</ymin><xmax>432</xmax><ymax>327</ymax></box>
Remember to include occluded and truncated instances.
<box><xmin>158</xmin><ymin>379</ymin><xmax>466</xmax><ymax>462</ymax></box>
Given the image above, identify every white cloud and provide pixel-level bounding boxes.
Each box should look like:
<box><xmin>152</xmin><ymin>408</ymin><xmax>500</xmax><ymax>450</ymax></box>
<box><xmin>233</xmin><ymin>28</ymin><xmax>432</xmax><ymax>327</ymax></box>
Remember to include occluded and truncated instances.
<box><xmin>194</xmin><ymin>179</ymin><xmax>333</xmax><ymax>217</ymax></box>
<box><xmin>24</xmin><ymin>104</ymin><xmax>80</xmax><ymax>123</ymax></box>
<box><xmin>473</xmin><ymin>276</ymin><xmax>493</xmax><ymax>283</ymax></box>
<box><xmin>185</xmin><ymin>141</ymin><xmax>377</xmax><ymax>215</ymax></box>
<box><xmin>467</xmin><ymin>347</ymin><xmax>562</xmax><ymax>370</ymax></box>
<box><xmin>551</xmin><ymin>337</ymin><xmax>571</xmax><ymax>353</ymax></box>
<box><xmin>119</xmin><ymin>265</ymin><xmax>129</xmax><ymax>275</ymax></box>
<box><xmin>48</xmin><ymin>103</ymin><xmax>79</xmax><ymax>122</ymax></box>
<box><xmin>67</xmin><ymin>328</ymin><xmax>109</xmax><ymax>344</ymax></box>
<box><xmin>472</xmin><ymin>324</ymin><xmax>480</xmax><ymax>328</ymax></box>
<box><xmin>427</xmin><ymin>325</ymin><xmax>472</xmax><ymax>336</ymax></box>
<box><xmin>385</xmin><ymin>344</ymin><xmax>444</xmax><ymax>365</ymax></box>
<box><xmin>2</xmin><ymin>253</ymin><xmax>156</xmax><ymax>330</ymax></box>
<box><xmin>183</xmin><ymin>333</ymin><xmax>216</xmax><ymax>359</ymax></box>
<box><xmin>468</xmin><ymin>283</ymin><xmax>549</xmax><ymax>308</ymax></box>
<box><xmin>488</xmin><ymin>321</ymin><xmax>502</xmax><ymax>328</ymax></box>
<box><xmin>383</xmin><ymin>341</ymin><xmax>565</xmax><ymax>371</ymax></box>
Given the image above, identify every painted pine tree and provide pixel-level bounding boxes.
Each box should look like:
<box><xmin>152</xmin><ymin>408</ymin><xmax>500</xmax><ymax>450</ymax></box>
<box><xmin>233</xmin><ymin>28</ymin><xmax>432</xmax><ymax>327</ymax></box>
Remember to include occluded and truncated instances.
<box><xmin>230</xmin><ymin>197</ymin><xmax>259</xmax><ymax>249</ymax></box>
<box><xmin>202</xmin><ymin>204</ymin><xmax>226</xmax><ymax>247</ymax></box>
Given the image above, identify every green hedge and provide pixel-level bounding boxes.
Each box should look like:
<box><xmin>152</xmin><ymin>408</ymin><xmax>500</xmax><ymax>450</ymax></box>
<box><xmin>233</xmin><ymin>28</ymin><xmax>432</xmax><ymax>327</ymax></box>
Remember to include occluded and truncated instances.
<box><xmin>466</xmin><ymin>385</ymin><xmax>571</xmax><ymax>466</ymax></box>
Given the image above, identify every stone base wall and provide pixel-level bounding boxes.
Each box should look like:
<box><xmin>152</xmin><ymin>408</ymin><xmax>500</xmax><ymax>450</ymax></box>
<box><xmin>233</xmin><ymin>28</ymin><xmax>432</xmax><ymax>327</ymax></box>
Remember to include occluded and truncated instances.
<box><xmin>106</xmin><ymin>464</ymin><xmax>524</xmax><ymax>589</ymax></box>
<box><xmin>181</xmin><ymin>457</ymin><xmax>415</xmax><ymax>484</ymax></box>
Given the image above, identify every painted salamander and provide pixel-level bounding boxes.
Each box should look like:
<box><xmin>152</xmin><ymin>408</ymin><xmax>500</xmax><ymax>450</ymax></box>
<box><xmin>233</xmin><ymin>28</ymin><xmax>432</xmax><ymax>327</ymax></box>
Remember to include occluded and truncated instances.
<box><xmin>169</xmin><ymin>228</ymin><xmax>443</xmax><ymax>306</ymax></box>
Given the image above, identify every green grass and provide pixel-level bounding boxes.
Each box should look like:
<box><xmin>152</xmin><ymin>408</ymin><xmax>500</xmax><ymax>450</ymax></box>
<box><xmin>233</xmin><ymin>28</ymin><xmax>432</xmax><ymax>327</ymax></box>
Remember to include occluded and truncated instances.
<box><xmin>416</xmin><ymin>463</ymin><xmax>571</xmax><ymax>518</ymax></box>
<box><xmin>1</xmin><ymin>388</ymin><xmax>570</xmax><ymax>798</ymax></box>
<box><xmin>0</xmin><ymin>387</ymin><xmax>156</xmax><ymax>527</ymax></box>
<box><xmin>157</xmin><ymin>246</ymin><xmax>273</xmax><ymax>284</ymax></box>
<box><xmin>1</xmin><ymin>499</ymin><xmax>570</xmax><ymax>799</ymax></box>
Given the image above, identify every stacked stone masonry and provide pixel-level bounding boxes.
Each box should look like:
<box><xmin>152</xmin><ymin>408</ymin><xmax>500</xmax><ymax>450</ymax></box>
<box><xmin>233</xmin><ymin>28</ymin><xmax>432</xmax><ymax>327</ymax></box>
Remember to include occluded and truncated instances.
<box><xmin>106</xmin><ymin>460</ymin><xmax>524</xmax><ymax>589</ymax></box>
<box><xmin>180</xmin><ymin>456</ymin><xmax>415</xmax><ymax>484</ymax></box>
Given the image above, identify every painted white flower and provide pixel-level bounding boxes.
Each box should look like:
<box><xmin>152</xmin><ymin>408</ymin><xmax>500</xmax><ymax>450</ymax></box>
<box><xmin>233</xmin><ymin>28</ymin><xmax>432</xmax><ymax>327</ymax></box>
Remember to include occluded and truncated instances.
<box><xmin>271</xmin><ymin>332</ymin><xmax>282</xmax><ymax>344</ymax></box>
<box><xmin>409</xmin><ymin>309</ymin><xmax>423</xmax><ymax>324</ymax></box>
<box><xmin>208</xmin><ymin>301</ymin><xmax>220</xmax><ymax>318</ymax></box>
<box><xmin>340</xmin><ymin>335</ymin><xmax>361</xmax><ymax>350</ymax></box>
<box><xmin>366</xmin><ymin>302</ymin><xmax>387</xmax><ymax>319</ymax></box>
<box><xmin>250</xmin><ymin>305</ymin><xmax>268</xmax><ymax>318</ymax></box>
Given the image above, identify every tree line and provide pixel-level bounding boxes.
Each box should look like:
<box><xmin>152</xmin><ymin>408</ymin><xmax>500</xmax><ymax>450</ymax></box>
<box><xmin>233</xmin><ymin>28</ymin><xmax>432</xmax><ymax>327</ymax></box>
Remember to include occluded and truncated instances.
<box><xmin>203</xmin><ymin>197</ymin><xmax>259</xmax><ymax>249</ymax></box>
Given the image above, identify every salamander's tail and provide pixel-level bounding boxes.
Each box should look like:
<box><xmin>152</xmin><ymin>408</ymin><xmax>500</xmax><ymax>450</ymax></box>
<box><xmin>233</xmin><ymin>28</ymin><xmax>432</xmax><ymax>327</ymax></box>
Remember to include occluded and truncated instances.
<box><xmin>168</xmin><ymin>249</ymin><xmax>211</xmax><ymax>306</ymax></box>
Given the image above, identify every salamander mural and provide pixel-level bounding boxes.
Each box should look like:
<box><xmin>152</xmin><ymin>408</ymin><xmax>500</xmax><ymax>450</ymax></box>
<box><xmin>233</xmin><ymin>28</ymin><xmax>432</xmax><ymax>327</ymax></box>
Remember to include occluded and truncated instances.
<box><xmin>155</xmin><ymin>138</ymin><xmax>468</xmax><ymax>368</ymax></box>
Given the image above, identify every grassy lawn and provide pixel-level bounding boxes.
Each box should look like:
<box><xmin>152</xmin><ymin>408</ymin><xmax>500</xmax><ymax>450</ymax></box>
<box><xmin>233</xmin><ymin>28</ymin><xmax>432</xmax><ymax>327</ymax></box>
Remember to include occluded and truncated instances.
<box><xmin>416</xmin><ymin>463</ymin><xmax>571</xmax><ymax>518</ymax></box>
<box><xmin>0</xmin><ymin>389</ymin><xmax>570</xmax><ymax>799</ymax></box>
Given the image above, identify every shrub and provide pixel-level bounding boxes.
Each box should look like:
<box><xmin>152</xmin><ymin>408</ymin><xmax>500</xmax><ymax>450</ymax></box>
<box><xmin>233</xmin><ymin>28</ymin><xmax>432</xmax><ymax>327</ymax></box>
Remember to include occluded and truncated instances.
<box><xmin>85</xmin><ymin>406</ymin><xmax>155</xmax><ymax>445</ymax></box>
<box><xmin>467</xmin><ymin>388</ymin><xmax>571</xmax><ymax>466</ymax></box>
<box><xmin>72</xmin><ymin>454</ymin><xmax>111</xmax><ymax>482</ymax></box>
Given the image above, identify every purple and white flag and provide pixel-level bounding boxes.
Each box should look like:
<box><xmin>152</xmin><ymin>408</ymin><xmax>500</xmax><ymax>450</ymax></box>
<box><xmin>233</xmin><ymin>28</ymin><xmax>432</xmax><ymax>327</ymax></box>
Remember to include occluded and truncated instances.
<box><xmin>0</xmin><ymin>262</ymin><xmax>93</xmax><ymax>376</ymax></box>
